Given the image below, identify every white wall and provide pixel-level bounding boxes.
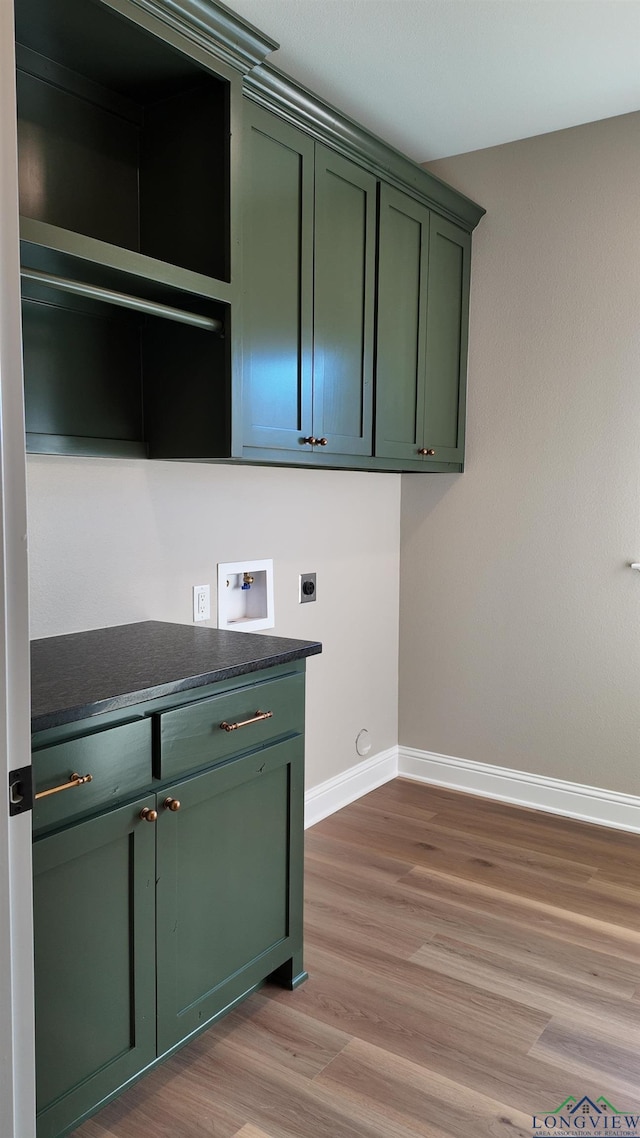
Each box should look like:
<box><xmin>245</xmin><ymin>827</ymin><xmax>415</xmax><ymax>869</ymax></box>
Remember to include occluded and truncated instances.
<box><xmin>27</xmin><ymin>457</ymin><xmax>401</xmax><ymax>789</ymax></box>
<box><xmin>400</xmin><ymin>111</ymin><xmax>640</xmax><ymax>796</ymax></box>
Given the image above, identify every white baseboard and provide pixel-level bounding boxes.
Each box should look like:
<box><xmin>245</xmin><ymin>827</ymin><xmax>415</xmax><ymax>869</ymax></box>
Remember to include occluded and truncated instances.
<box><xmin>304</xmin><ymin>747</ymin><xmax>398</xmax><ymax>829</ymax></box>
<box><xmin>398</xmin><ymin>746</ymin><xmax>640</xmax><ymax>834</ymax></box>
<box><xmin>304</xmin><ymin>745</ymin><xmax>640</xmax><ymax>834</ymax></box>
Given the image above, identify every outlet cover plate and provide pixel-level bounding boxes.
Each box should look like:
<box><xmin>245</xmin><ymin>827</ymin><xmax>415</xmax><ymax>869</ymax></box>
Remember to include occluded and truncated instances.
<box><xmin>299</xmin><ymin>572</ymin><xmax>317</xmax><ymax>603</ymax></box>
<box><xmin>193</xmin><ymin>584</ymin><xmax>210</xmax><ymax>622</ymax></box>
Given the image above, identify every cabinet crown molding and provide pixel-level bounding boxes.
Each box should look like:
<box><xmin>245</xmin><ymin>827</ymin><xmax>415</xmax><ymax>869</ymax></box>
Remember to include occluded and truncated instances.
<box><xmin>243</xmin><ymin>62</ymin><xmax>486</xmax><ymax>231</ymax></box>
<box><xmin>107</xmin><ymin>0</ymin><xmax>278</xmax><ymax>74</ymax></box>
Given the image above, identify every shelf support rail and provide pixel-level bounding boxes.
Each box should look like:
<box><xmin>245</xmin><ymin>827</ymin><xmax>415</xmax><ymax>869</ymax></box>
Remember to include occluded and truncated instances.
<box><xmin>20</xmin><ymin>267</ymin><xmax>224</xmax><ymax>333</ymax></box>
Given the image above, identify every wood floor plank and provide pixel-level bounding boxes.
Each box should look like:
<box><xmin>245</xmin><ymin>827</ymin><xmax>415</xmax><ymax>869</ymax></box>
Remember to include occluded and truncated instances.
<box><xmin>530</xmin><ymin>1020</ymin><xmax>640</xmax><ymax>1100</ymax></box>
<box><xmin>340</xmin><ymin>799</ymin><xmax>598</xmax><ymax>883</ymax></box>
<box><xmin>398</xmin><ymin>865</ymin><xmax>640</xmax><ymax>960</ymax></box>
<box><xmin>263</xmin><ymin>972</ymin><xmax>578</xmax><ymax>1116</ymax></box>
<box><xmin>314</xmin><ymin>1037</ymin><xmax>534</xmax><ymax>1138</ymax></box>
<box><xmin>180</xmin><ymin>1031</ymin><xmax>434</xmax><ymax>1138</ymax></box>
<box><xmin>233</xmin><ymin>1127</ymin><xmax>275</xmax><ymax>1138</ymax></box>
<box><xmin>305</xmin><ymin>828</ymin><xmax>414</xmax><ymax>883</ymax></box>
<box><xmin>72</xmin><ymin>779</ymin><xmax>640</xmax><ymax>1138</ymax></box>
<box><xmin>409</xmin><ymin>936</ymin><xmax>640</xmax><ymax>1046</ymax></box>
<box><xmin>194</xmin><ymin>991</ymin><xmax>352</xmax><ymax>1080</ymax></box>
<box><xmin>398</xmin><ymin>782</ymin><xmax>640</xmax><ymax>866</ymax></box>
<box><xmin>303</xmin><ymin>936</ymin><xmax>550</xmax><ymax>1054</ymax></box>
<box><xmin>307</xmin><ymin>863</ymin><xmax>638</xmax><ymax>996</ymax></box>
<box><xmin>316</xmin><ymin>804</ymin><xmax>599</xmax><ymax>896</ymax></box>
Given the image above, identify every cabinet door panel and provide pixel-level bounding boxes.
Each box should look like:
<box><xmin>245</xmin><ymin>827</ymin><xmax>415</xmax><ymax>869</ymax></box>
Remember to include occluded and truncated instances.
<box><xmin>423</xmin><ymin>215</ymin><xmax>471</xmax><ymax>462</ymax></box>
<box><xmin>313</xmin><ymin>146</ymin><xmax>375</xmax><ymax>455</ymax></box>
<box><xmin>156</xmin><ymin>735</ymin><xmax>303</xmax><ymax>1055</ymax></box>
<box><xmin>33</xmin><ymin>797</ymin><xmax>156</xmax><ymax>1138</ymax></box>
<box><xmin>375</xmin><ymin>185</ymin><xmax>429</xmax><ymax>460</ymax></box>
<box><xmin>242</xmin><ymin>104</ymin><xmax>314</xmax><ymax>450</ymax></box>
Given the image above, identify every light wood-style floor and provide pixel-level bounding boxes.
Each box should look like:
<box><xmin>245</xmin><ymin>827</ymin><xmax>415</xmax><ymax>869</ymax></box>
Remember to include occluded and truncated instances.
<box><xmin>74</xmin><ymin>779</ymin><xmax>640</xmax><ymax>1138</ymax></box>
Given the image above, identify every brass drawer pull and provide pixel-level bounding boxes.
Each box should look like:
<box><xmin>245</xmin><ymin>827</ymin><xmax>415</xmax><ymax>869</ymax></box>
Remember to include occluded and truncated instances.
<box><xmin>35</xmin><ymin>772</ymin><xmax>93</xmax><ymax>801</ymax></box>
<box><xmin>163</xmin><ymin>797</ymin><xmax>181</xmax><ymax>812</ymax></box>
<box><xmin>139</xmin><ymin>807</ymin><xmax>158</xmax><ymax>823</ymax></box>
<box><xmin>302</xmin><ymin>436</ymin><xmax>318</xmax><ymax>446</ymax></box>
<box><xmin>417</xmin><ymin>448</ymin><xmax>436</xmax><ymax>456</ymax></box>
<box><xmin>220</xmin><ymin>710</ymin><xmax>273</xmax><ymax>733</ymax></box>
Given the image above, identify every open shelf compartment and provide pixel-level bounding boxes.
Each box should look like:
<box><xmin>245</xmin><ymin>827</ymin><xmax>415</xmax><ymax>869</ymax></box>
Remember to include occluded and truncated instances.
<box><xmin>15</xmin><ymin>0</ymin><xmax>231</xmax><ymax>285</ymax></box>
<box><xmin>22</xmin><ymin>275</ymin><xmax>230</xmax><ymax>460</ymax></box>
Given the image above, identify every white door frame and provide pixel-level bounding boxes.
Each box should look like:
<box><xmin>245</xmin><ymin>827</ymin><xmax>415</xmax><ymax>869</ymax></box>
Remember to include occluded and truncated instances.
<box><xmin>0</xmin><ymin>0</ymin><xmax>36</xmax><ymax>1134</ymax></box>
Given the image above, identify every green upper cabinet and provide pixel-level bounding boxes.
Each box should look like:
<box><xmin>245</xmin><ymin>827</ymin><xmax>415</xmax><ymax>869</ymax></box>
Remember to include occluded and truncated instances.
<box><xmin>375</xmin><ymin>185</ymin><xmax>471</xmax><ymax>468</ymax></box>
<box><xmin>242</xmin><ymin>104</ymin><xmax>314</xmax><ymax>451</ymax></box>
<box><xmin>242</xmin><ymin>105</ymin><xmax>376</xmax><ymax>461</ymax></box>
<box><xmin>313</xmin><ymin>147</ymin><xmax>376</xmax><ymax>456</ymax></box>
<box><xmin>422</xmin><ymin>214</ymin><xmax>471</xmax><ymax>465</ymax></box>
<box><xmin>375</xmin><ymin>185</ymin><xmax>430</xmax><ymax>463</ymax></box>
<box><xmin>13</xmin><ymin>0</ymin><xmax>483</xmax><ymax>471</ymax></box>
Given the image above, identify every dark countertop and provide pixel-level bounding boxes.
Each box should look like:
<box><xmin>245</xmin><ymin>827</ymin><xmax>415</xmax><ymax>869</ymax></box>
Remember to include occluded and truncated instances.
<box><xmin>31</xmin><ymin>621</ymin><xmax>322</xmax><ymax>733</ymax></box>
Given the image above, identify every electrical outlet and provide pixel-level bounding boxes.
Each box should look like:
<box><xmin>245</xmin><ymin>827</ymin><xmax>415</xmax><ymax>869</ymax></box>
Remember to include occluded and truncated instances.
<box><xmin>299</xmin><ymin>572</ymin><xmax>317</xmax><ymax>603</ymax></box>
<box><xmin>193</xmin><ymin>584</ymin><xmax>210</xmax><ymax>622</ymax></box>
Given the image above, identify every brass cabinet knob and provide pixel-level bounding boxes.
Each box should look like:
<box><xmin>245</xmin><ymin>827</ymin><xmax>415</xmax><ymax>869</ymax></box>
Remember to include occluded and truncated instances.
<box><xmin>163</xmin><ymin>797</ymin><xmax>181</xmax><ymax>812</ymax></box>
<box><xmin>139</xmin><ymin>807</ymin><xmax>158</xmax><ymax>823</ymax></box>
<box><xmin>302</xmin><ymin>437</ymin><xmax>318</xmax><ymax>446</ymax></box>
<box><xmin>417</xmin><ymin>448</ymin><xmax>436</xmax><ymax>456</ymax></box>
<box><xmin>317</xmin><ymin>437</ymin><xmax>328</xmax><ymax>446</ymax></box>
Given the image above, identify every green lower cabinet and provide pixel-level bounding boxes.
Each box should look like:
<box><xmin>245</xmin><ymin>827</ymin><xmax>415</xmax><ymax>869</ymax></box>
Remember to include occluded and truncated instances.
<box><xmin>33</xmin><ymin>796</ymin><xmax>157</xmax><ymax>1138</ymax></box>
<box><xmin>375</xmin><ymin>185</ymin><xmax>471</xmax><ymax>468</ymax></box>
<box><xmin>33</xmin><ymin>722</ymin><xmax>305</xmax><ymax>1137</ymax></box>
<box><xmin>156</xmin><ymin>735</ymin><xmax>304</xmax><ymax>1054</ymax></box>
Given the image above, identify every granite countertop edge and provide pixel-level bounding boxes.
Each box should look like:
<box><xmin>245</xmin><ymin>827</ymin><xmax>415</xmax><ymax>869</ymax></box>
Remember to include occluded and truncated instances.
<box><xmin>31</xmin><ymin>622</ymin><xmax>322</xmax><ymax>735</ymax></box>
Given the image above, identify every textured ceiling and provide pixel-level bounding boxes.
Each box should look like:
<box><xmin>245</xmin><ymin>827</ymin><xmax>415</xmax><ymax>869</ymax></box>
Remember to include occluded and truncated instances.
<box><xmin>226</xmin><ymin>0</ymin><xmax>640</xmax><ymax>161</ymax></box>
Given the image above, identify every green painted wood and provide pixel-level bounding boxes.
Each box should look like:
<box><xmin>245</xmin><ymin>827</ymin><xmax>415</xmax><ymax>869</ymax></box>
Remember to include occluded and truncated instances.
<box><xmin>95</xmin><ymin>0</ymin><xmax>277</xmax><ymax>77</ymax></box>
<box><xmin>140</xmin><ymin>81</ymin><xmax>230</xmax><ymax>282</ymax></box>
<box><xmin>17</xmin><ymin>68</ymin><xmax>140</xmax><ymax>252</ymax></box>
<box><xmin>25</xmin><ymin>433</ymin><xmax>148</xmax><ymax>458</ymax></box>
<box><xmin>20</xmin><ymin>218</ymin><xmax>232</xmax><ymax>304</ymax></box>
<box><xmin>375</xmin><ymin>184</ymin><xmax>430</xmax><ymax>462</ymax></box>
<box><xmin>313</xmin><ymin>145</ymin><xmax>375</xmax><ymax>456</ymax></box>
<box><xmin>32</xmin><ymin>719</ymin><xmax>152</xmax><ymax>835</ymax></box>
<box><xmin>242</xmin><ymin>69</ymin><xmax>485</xmax><ymax>233</ymax></box>
<box><xmin>423</xmin><ymin>215</ymin><xmax>471</xmax><ymax>464</ymax></box>
<box><xmin>156</xmin><ymin>734</ymin><xmax>304</xmax><ymax>1054</ymax></box>
<box><xmin>156</xmin><ymin>670</ymin><xmax>304</xmax><ymax>780</ymax></box>
<box><xmin>238</xmin><ymin>443</ymin><xmax>461</xmax><ymax>473</ymax></box>
<box><xmin>33</xmin><ymin>796</ymin><xmax>156</xmax><ymax>1138</ymax></box>
<box><xmin>21</xmin><ymin>293</ymin><xmax>145</xmax><ymax>444</ymax></box>
<box><xmin>143</xmin><ymin>312</ymin><xmax>231</xmax><ymax>460</ymax></box>
<box><xmin>16</xmin><ymin>9</ymin><xmax>232</xmax><ymax>280</ymax></box>
<box><xmin>242</xmin><ymin>103</ymin><xmax>314</xmax><ymax>451</ymax></box>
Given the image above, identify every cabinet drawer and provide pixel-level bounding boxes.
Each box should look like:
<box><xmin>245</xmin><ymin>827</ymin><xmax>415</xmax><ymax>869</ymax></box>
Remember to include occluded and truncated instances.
<box><xmin>32</xmin><ymin>719</ymin><xmax>152</xmax><ymax>835</ymax></box>
<box><xmin>156</xmin><ymin>671</ymin><xmax>304</xmax><ymax>779</ymax></box>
